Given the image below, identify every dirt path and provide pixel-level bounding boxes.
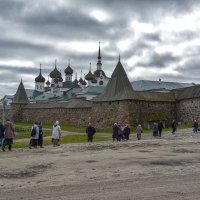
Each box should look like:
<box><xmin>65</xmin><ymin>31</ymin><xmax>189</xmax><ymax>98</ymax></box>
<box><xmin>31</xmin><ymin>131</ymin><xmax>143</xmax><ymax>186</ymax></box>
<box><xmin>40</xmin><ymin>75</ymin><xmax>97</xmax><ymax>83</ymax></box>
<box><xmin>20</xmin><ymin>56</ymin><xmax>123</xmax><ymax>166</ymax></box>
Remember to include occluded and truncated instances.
<box><xmin>1</xmin><ymin>129</ymin><xmax>200</xmax><ymax>200</ymax></box>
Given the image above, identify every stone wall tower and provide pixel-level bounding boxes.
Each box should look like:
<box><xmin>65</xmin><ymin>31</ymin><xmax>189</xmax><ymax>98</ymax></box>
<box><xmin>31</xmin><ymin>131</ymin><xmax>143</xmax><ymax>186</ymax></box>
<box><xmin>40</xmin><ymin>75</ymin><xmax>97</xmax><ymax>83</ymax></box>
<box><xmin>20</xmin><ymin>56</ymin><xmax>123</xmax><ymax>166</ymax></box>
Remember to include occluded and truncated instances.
<box><xmin>11</xmin><ymin>80</ymin><xmax>29</xmax><ymax>122</ymax></box>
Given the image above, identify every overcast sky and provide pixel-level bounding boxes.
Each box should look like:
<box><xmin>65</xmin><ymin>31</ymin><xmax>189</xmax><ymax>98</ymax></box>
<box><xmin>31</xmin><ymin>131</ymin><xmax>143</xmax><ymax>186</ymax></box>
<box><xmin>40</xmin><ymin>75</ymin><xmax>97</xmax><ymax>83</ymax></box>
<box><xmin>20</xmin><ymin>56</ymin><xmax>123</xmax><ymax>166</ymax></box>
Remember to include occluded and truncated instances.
<box><xmin>1</xmin><ymin>0</ymin><xmax>200</xmax><ymax>98</ymax></box>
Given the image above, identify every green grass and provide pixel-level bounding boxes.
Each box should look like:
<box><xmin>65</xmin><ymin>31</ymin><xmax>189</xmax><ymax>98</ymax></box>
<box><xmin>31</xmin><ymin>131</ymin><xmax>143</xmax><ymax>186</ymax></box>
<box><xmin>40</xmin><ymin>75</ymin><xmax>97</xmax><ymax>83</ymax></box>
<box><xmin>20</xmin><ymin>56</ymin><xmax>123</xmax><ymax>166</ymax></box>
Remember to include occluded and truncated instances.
<box><xmin>14</xmin><ymin>122</ymin><xmax>87</xmax><ymax>133</ymax></box>
<box><xmin>15</xmin><ymin>130</ymin><xmax>52</xmax><ymax>139</ymax></box>
<box><xmin>12</xmin><ymin>133</ymin><xmax>109</xmax><ymax>149</ymax></box>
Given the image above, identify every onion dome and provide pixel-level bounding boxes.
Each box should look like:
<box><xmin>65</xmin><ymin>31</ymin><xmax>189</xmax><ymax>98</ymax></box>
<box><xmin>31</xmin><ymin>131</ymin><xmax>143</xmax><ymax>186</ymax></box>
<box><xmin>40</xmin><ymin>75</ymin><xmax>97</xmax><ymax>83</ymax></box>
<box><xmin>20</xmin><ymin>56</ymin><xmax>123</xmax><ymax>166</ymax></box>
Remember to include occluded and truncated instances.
<box><xmin>73</xmin><ymin>79</ymin><xmax>78</xmax><ymax>84</ymax></box>
<box><xmin>46</xmin><ymin>79</ymin><xmax>50</xmax><ymax>86</ymax></box>
<box><xmin>79</xmin><ymin>77</ymin><xmax>83</xmax><ymax>83</ymax></box>
<box><xmin>91</xmin><ymin>78</ymin><xmax>97</xmax><ymax>83</ymax></box>
<box><xmin>35</xmin><ymin>64</ymin><xmax>45</xmax><ymax>83</ymax></box>
<box><xmin>85</xmin><ymin>71</ymin><xmax>95</xmax><ymax>81</ymax></box>
<box><xmin>64</xmin><ymin>59</ymin><xmax>73</xmax><ymax>75</ymax></box>
<box><xmin>59</xmin><ymin>77</ymin><xmax>63</xmax><ymax>82</ymax></box>
<box><xmin>82</xmin><ymin>80</ymin><xmax>87</xmax><ymax>86</ymax></box>
<box><xmin>64</xmin><ymin>66</ymin><xmax>73</xmax><ymax>75</ymax></box>
<box><xmin>85</xmin><ymin>62</ymin><xmax>95</xmax><ymax>81</ymax></box>
<box><xmin>50</xmin><ymin>60</ymin><xmax>61</xmax><ymax>78</ymax></box>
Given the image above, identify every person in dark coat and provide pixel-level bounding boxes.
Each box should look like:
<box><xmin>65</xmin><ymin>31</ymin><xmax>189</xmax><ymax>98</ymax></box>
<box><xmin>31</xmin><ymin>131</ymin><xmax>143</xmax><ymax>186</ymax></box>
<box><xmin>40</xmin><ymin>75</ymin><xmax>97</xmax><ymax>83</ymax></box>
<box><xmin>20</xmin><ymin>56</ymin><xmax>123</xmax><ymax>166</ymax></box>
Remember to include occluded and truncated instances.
<box><xmin>112</xmin><ymin>123</ymin><xmax>118</xmax><ymax>142</ymax></box>
<box><xmin>152</xmin><ymin>122</ymin><xmax>158</xmax><ymax>137</ymax></box>
<box><xmin>193</xmin><ymin>120</ymin><xmax>198</xmax><ymax>133</ymax></box>
<box><xmin>0</xmin><ymin>122</ymin><xmax>5</xmax><ymax>147</ymax></box>
<box><xmin>123</xmin><ymin>124</ymin><xmax>131</xmax><ymax>140</ymax></box>
<box><xmin>38</xmin><ymin>122</ymin><xmax>44</xmax><ymax>148</ymax></box>
<box><xmin>86</xmin><ymin>123</ymin><xmax>96</xmax><ymax>142</ymax></box>
<box><xmin>158</xmin><ymin>121</ymin><xmax>164</xmax><ymax>137</ymax></box>
<box><xmin>172</xmin><ymin>120</ymin><xmax>177</xmax><ymax>135</ymax></box>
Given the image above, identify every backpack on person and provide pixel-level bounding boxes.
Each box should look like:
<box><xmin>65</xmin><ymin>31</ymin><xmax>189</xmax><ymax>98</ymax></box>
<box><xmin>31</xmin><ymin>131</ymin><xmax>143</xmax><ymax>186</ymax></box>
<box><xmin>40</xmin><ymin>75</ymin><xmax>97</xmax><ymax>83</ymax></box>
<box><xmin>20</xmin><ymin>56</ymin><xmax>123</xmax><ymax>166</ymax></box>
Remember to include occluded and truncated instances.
<box><xmin>31</xmin><ymin>127</ymin><xmax>36</xmax><ymax>137</ymax></box>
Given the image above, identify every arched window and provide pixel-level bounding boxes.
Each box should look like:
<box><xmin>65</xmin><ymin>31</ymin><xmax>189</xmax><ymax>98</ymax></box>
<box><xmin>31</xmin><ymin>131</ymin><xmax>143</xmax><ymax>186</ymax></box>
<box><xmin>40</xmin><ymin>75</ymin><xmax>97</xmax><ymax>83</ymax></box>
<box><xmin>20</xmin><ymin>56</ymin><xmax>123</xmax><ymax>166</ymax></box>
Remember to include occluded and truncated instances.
<box><xmin>99</xmin><ymin>81</ymin><xmax>103</xmax><ymax>85</ymax></box>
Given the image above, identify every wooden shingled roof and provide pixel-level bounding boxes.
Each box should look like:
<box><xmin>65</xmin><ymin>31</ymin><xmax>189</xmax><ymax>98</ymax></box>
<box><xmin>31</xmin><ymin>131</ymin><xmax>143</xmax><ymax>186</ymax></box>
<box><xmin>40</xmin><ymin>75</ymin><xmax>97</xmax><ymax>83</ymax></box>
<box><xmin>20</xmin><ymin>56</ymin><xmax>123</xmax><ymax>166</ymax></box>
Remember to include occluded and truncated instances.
<box><xmin>173</xmin><ymin>85</ymin><xmax>200</xmax><ymax>100</ymax></box>
<box><xmin>135</xmin><ymin>91</ymin><xmax>176</xmax><ymax>102</ymax></box>
<box><xmin>12</xmin><ymin>80</ymin><xmax>29</xmax><ymax>104</ymax></box>
<box><xmin>93</xmin><ymin>60</ymin><xmax>136</xmax><ymax>102</ymax></box>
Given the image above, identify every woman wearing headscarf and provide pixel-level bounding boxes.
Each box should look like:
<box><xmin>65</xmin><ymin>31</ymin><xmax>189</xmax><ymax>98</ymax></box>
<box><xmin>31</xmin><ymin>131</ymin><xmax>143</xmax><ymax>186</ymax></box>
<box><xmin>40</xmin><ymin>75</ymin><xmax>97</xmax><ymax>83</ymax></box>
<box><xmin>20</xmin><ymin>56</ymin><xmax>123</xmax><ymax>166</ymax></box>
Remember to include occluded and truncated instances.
<box><xmin>136</xmin><ymin>124</ymin><xmax>142</xmax><ymax>140</ymax></box>
<box><xmin>52</xmin><ymin>121</ymin><xmax>61</xmax><ymax>147</ymax></box>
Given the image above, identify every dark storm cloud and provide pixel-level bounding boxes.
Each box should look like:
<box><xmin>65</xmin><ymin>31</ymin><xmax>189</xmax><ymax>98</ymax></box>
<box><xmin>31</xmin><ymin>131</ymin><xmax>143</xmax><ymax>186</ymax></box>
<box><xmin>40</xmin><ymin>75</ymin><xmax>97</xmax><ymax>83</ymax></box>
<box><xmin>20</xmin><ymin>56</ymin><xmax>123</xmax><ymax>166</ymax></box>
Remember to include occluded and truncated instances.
<box><xmin>18</xmin><ymin>6</ymin><xmax>131</xmax><ymax>43</ymax></box>
<box><xmin>0</xmin><ymin>39</ymin><xmax>55</xmax><ymax>59</ymax></box>
<box><xmin>177</xmin><ymin>58</ymin><xmax>200</xmax><ymax>74</ymax></box>
<box><xmin>136</xmin><ymin>52</ymin><xmax>180</xmax><ymax>68</ymax></box>
<box><xmin>0</xmin><ymin>65</ymin><xmax>49</xmax><ymax>83</ymax></box>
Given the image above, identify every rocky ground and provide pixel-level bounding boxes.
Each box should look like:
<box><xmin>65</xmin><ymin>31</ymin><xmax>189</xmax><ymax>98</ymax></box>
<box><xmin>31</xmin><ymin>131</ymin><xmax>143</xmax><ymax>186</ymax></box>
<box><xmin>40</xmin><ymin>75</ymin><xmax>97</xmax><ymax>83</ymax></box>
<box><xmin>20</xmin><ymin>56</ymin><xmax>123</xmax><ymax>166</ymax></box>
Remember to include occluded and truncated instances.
<box><xmin>1</xmin><ymin>129</ymin><xmax>200</xmax><ymax>200</ymax></box>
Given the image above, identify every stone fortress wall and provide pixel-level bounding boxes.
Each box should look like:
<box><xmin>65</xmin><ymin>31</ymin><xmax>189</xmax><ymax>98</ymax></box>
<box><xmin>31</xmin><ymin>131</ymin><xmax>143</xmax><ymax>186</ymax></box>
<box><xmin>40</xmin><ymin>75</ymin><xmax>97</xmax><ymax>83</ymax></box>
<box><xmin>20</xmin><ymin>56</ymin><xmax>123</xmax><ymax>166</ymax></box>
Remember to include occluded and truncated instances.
<box><xmin>0</xmin><ymin>94</ymin><xmax>199</xmax><ymax>129</ymax></box>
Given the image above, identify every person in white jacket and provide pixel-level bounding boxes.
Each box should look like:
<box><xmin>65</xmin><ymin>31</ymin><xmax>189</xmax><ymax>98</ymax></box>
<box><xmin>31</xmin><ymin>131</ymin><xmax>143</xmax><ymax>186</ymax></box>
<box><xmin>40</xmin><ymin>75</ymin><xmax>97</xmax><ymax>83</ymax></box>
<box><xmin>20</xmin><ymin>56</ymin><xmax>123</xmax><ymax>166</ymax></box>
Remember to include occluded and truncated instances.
<box><xmin>52</xmin><ymin>121</ymin><xmax>61</xmax><ymax>147</ymax></box>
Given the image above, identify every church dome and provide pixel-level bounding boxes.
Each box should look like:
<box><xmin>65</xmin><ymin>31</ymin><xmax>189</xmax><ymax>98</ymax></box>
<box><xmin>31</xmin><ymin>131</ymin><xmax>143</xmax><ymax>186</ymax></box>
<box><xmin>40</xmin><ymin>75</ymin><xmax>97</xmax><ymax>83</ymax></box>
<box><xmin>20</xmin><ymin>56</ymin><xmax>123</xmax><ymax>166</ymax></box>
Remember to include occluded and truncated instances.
<box><xmin>35</xmin><ymin>65</ymin><xmax>45</xmax><ymax>83</ymax></box>
<box><xmin>79</xmin><ymin>77</ymin><xmax>83</xmax><ymax>83</ymax></box>
<box><xmin>59</xmin><ymin>77</ymin><xmax>63</xmax><ymax>82</ymax></box>
<box><xmin>35</xmin><ymin>73</ymin><xmax>45</xmax><ymax>83</ymax></box>
<box><xmin>82</xmin><ymin>80</ymin><xmax>87</xmax><ymax>86</ymax></box>
<box><xmin>73</xmin><ymin>78</ymin><xmax>78</xmax><ymax>84</ymax></box>
<box><xmin>64</xmin><ymin>66</ymin><xmax>73</xmax><ymax>75</ymax></box>
<box><xmin>85</xmin><ymin>71</ymin><xmax>95</xmax><ymax>81</ymax></box>
<box><xmin>46</xmin><ymin>79</ymin><xmax>50</xmax><ymax>86</ymax></box>
<box><xmin>50</xmin><ymin>66</ymin><xmax>61</xmax><ymax>78</ymax></box>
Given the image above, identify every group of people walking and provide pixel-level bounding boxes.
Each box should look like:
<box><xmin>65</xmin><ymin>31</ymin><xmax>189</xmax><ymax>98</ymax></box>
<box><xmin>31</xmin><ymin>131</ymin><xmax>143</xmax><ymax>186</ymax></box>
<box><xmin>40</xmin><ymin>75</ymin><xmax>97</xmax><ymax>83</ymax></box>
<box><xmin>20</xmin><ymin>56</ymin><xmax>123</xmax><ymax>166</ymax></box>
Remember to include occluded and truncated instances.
<box><xmin>29</xmin><ymin>120</ymin><xmax>62</xmax><ymax>148</ymax></box>
<box><xmin>152</xmin><ymin>121</ymin><xmax>164</xmax><ymax>137</ymax></box>
<box><xmin>112</xmin><ymin>123</ymin><xmax>131</xmax><ymax>142</ymax></box>
<box><xmin>2</xmin><ymin>118</ymin><xmax>200</xmax><ymax>151</ymax></box>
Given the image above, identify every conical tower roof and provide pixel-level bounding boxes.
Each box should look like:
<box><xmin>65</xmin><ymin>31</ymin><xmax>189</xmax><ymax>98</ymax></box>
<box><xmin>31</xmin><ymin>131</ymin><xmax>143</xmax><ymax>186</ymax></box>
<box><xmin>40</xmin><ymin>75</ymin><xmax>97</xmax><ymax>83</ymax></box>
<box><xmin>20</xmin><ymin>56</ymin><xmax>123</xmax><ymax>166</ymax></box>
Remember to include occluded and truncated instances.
<box><xmin>12</xmin><ymin>80</ymin><xmax>29</xmax><ymax>104</ymax></box>
<box><xmin>93</xmin><ymin>59</ymin><xmax>136</xmax><ymax>102</ymax></box>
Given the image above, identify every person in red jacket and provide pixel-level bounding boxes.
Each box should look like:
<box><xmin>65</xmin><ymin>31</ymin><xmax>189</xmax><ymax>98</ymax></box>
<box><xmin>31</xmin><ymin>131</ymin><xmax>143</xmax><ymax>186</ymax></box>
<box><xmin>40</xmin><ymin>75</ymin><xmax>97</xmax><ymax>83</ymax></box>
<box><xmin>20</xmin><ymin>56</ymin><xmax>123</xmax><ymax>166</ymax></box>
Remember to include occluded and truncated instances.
<box><xmin>2</xmin><ymin>119</ymin><xmax>15</xmax><ymax>152</ymax></box>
